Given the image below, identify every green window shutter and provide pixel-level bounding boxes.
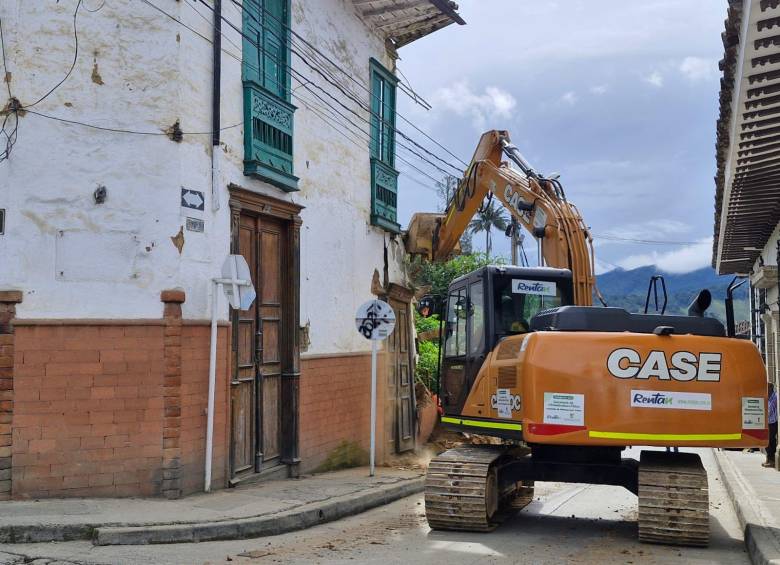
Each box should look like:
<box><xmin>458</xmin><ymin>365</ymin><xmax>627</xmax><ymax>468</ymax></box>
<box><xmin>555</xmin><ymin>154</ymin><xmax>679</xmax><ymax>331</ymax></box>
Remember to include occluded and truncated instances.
<box><xmin>242</xmin><ymin>0</ymin><xmax>298</xmax><ymax>191</ymax></box>
<box><xmin>369</xmin><ymin>59</ymin><xmax>399</xmax><ymax>232</ymax></box>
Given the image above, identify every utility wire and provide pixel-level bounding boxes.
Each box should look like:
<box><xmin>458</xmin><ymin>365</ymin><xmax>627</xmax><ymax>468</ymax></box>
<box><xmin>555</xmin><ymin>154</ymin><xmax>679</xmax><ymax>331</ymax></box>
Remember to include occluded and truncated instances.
<box><xmin>226</xmin><ymin>0</ymin><xmax>468</xmax><ymax>170</ymax></box>
<box><xmin>24</xmin><ymin>0</ymin><xmax>83</xmax><ymax>109</ymax></box>
<box><xmin>174</xmin><ymin>0</ymin><xmax>461</xmax><ymax>179</ymax></box>
<box><xmin>592</xmin><ymin>234</ymin><xmax>702</xmax><ymax>245</ymax></box>
<box><xmin>0</xmin><ymin>17</ymin><xmax>18</xmax><ymax>164</ymax></box>
<box><xmin>26</xmin><ymin>109</ymin><xmax>242</xmax><ymax>136</ymax></box>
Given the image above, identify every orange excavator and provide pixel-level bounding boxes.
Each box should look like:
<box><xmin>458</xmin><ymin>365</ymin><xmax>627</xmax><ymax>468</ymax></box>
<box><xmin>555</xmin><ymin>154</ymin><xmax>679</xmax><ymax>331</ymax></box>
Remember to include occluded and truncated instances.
<box><xmin>406</xmin><ymin>130</ymin><xmax>767</xmax><ymax>546</ymax></box>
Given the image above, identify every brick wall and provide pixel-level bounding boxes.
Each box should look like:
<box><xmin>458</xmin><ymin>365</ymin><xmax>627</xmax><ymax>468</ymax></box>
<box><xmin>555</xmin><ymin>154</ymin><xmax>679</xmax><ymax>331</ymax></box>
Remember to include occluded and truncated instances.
<box><xmin>9</xmin><ymin>321</ymin><xmax>229</xmax><ymax>499</ymax></box>
<box><xmin>180</xmin><ymin>324</ymin><xmax>229</xmax><ymax>495</ymax></box>
<box><xmin>299</xmin><ymin>352</ymin><xmax>389</xmax><ymax>472</ymax></box>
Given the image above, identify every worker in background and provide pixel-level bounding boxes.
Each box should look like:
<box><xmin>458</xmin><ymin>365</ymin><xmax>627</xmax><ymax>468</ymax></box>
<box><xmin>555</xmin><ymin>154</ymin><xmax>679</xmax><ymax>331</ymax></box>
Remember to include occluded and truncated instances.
<box><xmin>765</xmin><ymin>383</ymin><xmax>777</xmax><ymax>468</ymax></box>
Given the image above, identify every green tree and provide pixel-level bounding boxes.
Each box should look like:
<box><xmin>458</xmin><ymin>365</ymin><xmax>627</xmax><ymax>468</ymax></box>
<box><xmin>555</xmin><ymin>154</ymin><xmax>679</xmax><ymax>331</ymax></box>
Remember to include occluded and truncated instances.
<box><xmin>469</xmin><ymin>201</ymin><xmax>508</xmax><ymax>258</ymax></box>
<box><xmin>408</xmin><ymin>252</ymin><xmax>506</xmax><ymax>300</ymax></box>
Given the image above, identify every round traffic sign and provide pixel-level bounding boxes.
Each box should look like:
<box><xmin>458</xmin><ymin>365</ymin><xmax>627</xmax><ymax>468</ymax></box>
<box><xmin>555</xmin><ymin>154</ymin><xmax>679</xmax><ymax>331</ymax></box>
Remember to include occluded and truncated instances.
<box><xmin>355</xmin><ymin>299</ymin><xmax>396</xmax><ymax>341</ymax></box>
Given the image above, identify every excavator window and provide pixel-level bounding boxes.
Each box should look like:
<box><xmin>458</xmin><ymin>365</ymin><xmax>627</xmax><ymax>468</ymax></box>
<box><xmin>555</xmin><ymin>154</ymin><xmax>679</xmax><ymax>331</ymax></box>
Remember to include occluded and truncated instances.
<box><xmin>468</xmin><ymin>281</ymin><xmax>485</xmax><ymax>356</ymax></box>
<box><xmin>495</xmin><ymin>278</ymin><xmax>563</xmax><ymax>337</ymax></box>
<box><xmin>444</xmin><ymin>287</ymin><xmax>468</xmax><ymax>358</ymax></box>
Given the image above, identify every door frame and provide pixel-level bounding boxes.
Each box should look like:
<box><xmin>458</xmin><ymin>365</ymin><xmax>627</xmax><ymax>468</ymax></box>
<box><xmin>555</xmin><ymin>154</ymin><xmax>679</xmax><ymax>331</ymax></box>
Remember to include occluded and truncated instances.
<box><xmin>382</xmin><ymin>283</ymin><xmax>417</xmax><ymax>453</ymax></box>
<box><xmin>228</xmin><ymin>184</ymin><xmax>303</xmax><ymax>478</ymax></box>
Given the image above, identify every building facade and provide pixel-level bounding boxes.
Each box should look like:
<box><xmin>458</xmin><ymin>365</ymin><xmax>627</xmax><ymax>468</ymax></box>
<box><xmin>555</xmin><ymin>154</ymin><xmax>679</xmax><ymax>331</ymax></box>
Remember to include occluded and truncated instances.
<box><xmin>714</xmin><ymin>0</ymin><xmax>780</xmax><ymax>412</ymax></box>
<box><xmin>0</xmin><ymin>0</ymin><xmax>462</xmax><ymax>498</ymax></box>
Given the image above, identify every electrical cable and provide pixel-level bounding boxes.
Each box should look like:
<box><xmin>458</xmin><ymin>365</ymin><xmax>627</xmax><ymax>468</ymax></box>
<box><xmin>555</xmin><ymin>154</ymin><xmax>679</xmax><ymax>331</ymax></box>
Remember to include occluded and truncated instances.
<box><xmin>25</xmin><ymin>109</ymin><xmax>242</xmax><ymax>136</ymax></box>
<box><xmin>592</xmin><ymin>234</ymin><xmax>702</xmax><ymax>245</ymax></box>
<box><xmin>178</xmin><ymin>0</ymin><xmax>463</xmax><ymax>178</ymax></box>
<box><xmin>24</xmin><ymin>0</ymin><xmax>83</xmax><ymax>109</ymax></box>
<box><xmin>226</xmin><ymin>0</ymin><xmax>468</xmax><ymax>169</ymax></box>
<box><xmin>0</xmin><ymin>17</ymin><xmax>18</xmax><ymax>164</ymax></box>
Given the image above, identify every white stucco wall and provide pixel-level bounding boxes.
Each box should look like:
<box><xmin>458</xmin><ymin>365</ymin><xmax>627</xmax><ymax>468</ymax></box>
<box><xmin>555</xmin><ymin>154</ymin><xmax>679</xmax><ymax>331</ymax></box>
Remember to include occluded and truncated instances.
<box><xmin>756</xmin><ymin>222</ymin><xmax>780</xmax><ymax>311</ymax></box>
<box><xmin>0</xmin><ymin>0</ymin><xmax>408</xmax><ymax>355</ymax></box>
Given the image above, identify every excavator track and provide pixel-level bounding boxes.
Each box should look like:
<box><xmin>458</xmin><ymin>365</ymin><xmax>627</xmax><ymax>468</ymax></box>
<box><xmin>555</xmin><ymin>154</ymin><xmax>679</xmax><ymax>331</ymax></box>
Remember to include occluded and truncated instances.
<box><xmin>424</xmin><ymin>446</ymin><xmax>526</xmax><ymax>532</ymax></box>
<box><xmin>637</xmin><ymin>451</ymin><xmax>709</xmax><ymax>547</ymax></box>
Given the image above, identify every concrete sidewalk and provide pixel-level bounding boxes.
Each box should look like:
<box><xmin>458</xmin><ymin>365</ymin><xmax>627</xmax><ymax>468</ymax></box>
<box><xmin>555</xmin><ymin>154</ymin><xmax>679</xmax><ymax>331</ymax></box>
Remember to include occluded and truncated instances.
<box><xmin>0</xmin><ymin>467</ymin><xmax>423</xmax><ymax>546</ymax></box>
<box><xmin>714</xmin><ymin>448</ymin><xmax>780</xmax><ymax>564</ymax></box>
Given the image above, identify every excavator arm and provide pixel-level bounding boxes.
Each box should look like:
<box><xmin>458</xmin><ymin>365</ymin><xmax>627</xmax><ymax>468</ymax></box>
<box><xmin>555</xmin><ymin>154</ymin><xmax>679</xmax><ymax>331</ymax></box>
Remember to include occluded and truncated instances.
<box><xmin>406</xmin><ymin>130</ymin><xmax>600</xmax><ymax>306</ymax></box>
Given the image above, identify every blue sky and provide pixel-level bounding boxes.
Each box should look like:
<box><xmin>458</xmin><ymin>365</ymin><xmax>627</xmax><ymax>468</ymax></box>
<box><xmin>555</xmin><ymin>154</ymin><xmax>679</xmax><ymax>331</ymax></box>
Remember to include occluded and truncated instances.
<box><xmin>394</xmin><ymin>0</ymin><xmax>725</xmax><ymax>274</ymax></box>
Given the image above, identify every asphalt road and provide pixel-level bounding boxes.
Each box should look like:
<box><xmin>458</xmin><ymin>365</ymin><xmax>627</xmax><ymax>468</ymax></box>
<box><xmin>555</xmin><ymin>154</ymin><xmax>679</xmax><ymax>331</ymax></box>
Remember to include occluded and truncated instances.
<box><xmin>0</xmin><ymin>449</ymin><xmax>750</xmax><ymax>565</ymax></box>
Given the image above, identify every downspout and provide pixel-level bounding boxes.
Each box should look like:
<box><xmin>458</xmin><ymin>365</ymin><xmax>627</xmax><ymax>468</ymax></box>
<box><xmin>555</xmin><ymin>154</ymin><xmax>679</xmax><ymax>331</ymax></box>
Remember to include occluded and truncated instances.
<box><xmin>211</xmin><ymin>0</ymin><xmax>222</xmax><ymax>212</ymax></box>
<box><xmin>205</xmin><ymin>0</ymin><xmax>222</xmax><ymax>492</ymax></box>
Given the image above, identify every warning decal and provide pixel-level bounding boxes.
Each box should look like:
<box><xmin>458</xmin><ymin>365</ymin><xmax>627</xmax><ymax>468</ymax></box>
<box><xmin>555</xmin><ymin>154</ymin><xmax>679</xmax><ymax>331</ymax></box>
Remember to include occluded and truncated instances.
<box><xmin>742</xmin><ymin>397</ymin><xmax>766</xmax><ymax>430</ymax></box>
<box><xmin>543</xmin><ymin>392</ymin><xmax>584</xmax><ymax>427</ymax></box>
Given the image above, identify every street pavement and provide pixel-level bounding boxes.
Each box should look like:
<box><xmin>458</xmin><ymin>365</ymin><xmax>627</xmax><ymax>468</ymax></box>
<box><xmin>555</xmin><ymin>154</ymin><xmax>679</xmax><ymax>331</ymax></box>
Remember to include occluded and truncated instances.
<box><xmin>0</xmin><ymin>448</ymin><xmax>749</xmax><ymax>564</ymax></box>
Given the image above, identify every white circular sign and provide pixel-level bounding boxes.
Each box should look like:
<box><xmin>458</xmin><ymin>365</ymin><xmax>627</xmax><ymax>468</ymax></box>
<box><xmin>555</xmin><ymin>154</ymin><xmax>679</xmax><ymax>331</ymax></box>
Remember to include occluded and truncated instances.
<box><xmin>355</xmin><ymin>299</ymin><xmax>396</xmax><ymax>341</ymax></box>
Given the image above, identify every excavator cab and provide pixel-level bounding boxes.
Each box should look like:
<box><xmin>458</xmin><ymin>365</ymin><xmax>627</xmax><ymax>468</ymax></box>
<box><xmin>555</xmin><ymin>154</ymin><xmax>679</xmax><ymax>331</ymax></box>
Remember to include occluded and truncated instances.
<box><xmin>440</xmin><ymin>265</ymin><xmax>573</xmax><ymax>413</ymax></box>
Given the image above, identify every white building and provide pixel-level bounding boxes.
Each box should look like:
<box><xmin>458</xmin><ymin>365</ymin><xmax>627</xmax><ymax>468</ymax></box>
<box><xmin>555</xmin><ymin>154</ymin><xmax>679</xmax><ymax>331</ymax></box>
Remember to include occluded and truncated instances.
<box><xmin>714</xmin><ymin>0</ymin><xmax>779</xmax><ymax>395</ymax></box>
<box><xmin>0</xmin><ymin>0</ymin><xmax>463</xmax><ymax>498</ymax></box>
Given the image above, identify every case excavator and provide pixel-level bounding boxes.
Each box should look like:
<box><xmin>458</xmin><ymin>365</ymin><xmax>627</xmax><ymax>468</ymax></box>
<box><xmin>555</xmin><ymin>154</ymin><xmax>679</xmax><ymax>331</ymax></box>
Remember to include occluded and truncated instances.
<box><xmin>406</xmin><ymin>130</ymin><xmax>767</xmax><ymax>546</ymax></box>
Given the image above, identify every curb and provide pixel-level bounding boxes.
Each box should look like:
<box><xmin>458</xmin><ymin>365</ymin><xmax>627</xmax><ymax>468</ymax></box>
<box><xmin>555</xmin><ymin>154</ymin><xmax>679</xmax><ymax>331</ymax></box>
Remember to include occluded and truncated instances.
<box><xmin>0</xmin><ymin>476</ymin><xmax>423</xmax><ymax>546</ymax></box>
<box><xmin>94</xmin><ymin>476</ymin><xmax>424</xmax><ymax>545</ymax></box>
<box><xmin>712</xmin><ymin>449</ymin><xmax>780</xmax><ymax>565</ymax></box>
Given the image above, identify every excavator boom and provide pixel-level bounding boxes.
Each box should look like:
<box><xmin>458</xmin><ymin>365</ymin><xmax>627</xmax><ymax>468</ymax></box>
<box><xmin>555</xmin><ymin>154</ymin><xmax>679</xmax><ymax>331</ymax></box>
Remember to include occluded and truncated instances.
<box><xmin>406</xmin><ymin>130</ymin><xmax>598</xmax><ymax>306</ymax></box>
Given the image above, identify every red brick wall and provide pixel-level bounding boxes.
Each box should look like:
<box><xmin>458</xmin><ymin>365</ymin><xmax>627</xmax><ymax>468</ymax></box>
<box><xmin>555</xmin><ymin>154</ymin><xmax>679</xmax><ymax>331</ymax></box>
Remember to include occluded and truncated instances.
<box><xmin>10</xmin><ymin>322</ymin><xmax>229</xmax><ymax>499</ymax></box>
<box><xmin>299</xmin><ymin>352</ymin><xmax>388</xmax><ymax>472</ymax></box>
<box><xmin>180</xmin><ymin>325</ymin><xmax>229</xmax><ymax>495</ymax></box>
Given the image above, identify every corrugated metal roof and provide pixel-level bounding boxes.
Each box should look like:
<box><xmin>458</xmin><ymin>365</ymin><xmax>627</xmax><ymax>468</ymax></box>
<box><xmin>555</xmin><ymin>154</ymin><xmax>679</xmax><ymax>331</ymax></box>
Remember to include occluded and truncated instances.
<box><xmin>714</xmin><ymin>0</ymin><xmax>780</xmax><ymax>274</ymax></box>
<box><xmin>352</xmin><ymin>0</ymin><xmax>465</xmax><ymax>48</ymax></box>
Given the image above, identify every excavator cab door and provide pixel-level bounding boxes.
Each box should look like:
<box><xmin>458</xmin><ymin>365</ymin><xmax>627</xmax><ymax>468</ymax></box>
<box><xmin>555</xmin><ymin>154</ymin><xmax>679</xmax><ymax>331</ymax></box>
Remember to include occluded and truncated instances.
<box><xmin>441</xmin><ymin>274</ymin><xmax>488</xmax><ymax>413</ymax></box>
<box><xmin>440</xmin><ymin>266</ymin><xmax>575</xmax><ymax>415</ymax></box>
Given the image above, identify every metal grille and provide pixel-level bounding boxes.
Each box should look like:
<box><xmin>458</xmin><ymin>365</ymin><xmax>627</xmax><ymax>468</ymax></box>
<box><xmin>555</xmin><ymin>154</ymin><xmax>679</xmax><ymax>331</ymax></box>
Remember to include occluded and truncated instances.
<box><xmin>497</xmin><ymin>366</ymin><xmax>517</xmax><ymax>388</ymax></box>
<box><xmin>496</xmin><ymin>340</ymin><xmax>520</xmax><ymax>360</ymax></box>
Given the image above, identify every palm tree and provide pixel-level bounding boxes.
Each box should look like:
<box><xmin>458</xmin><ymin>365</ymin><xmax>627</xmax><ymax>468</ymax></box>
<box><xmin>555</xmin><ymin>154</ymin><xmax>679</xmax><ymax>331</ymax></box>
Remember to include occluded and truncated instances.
<box><xmin>469</xmin><ymin>201</ymin><xmax>508</xmax><ymax>258</ymax></box>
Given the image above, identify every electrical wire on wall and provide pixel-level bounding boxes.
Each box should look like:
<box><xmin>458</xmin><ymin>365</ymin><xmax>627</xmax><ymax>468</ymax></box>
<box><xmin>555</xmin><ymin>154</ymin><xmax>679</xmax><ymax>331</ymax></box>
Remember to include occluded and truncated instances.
<box><xmin>0</xmin><ymin>17</ymin><xmax>18</xmax><ymax>164</ymax></box>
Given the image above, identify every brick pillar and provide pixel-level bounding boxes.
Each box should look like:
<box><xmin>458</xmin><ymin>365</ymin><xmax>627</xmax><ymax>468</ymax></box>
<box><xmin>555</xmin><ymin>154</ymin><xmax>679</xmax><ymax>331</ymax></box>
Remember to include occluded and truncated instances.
<box><xmin>161</xmin><ymin>289</ymin><xmax>184</xmax><ymax>499</ymax></box>
<box><xmin>0</xmin><ymin>290</ymin><xmax>22</xmax><ymax>500</ymax></box>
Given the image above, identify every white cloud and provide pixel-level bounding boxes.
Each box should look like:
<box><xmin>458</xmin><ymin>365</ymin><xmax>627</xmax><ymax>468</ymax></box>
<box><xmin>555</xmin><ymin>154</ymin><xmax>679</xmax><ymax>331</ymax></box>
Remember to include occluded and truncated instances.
<box><xmin>644</xmin><ymin>71</ymin><xmax>664</xmax><ymax>87</ymax></box>
<box><xmin>679</xmin><ymin>56</ymin><xmax>716</xmax><ymax>82</ymax></box>
<box><xmin>617</xmin><ymin>238</ymin><xmax>712</xmax><ymax>274</ymax></box>
<box><xmin>430</xmin><ymin>81</ymin><xmax>516</xmax><ymax>130</ymax></box>
<box><xmin>589</xmin><ymin>84</ymin><xmax>608</xmax><ymax>95</ymax></box>
<box><xmin>560</xmin><ymin>91</ymin><xmax>578</xmax><ymax>105</ymax></box>
<box><xmin>599</xmin><ymin>219</ymin><xmax>692</xmax><ymax>243</ymax></box>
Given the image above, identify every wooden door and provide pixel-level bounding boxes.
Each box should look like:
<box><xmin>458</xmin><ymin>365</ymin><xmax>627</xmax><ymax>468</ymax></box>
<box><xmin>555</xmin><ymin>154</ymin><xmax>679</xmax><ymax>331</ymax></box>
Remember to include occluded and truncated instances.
<box><xmin>231</xmin><ymin>212</ymin><xmax>285</xmax><ymax>478</ymax></box>
<box><xmin>389</xmin><ymin>298</ymin><xmax>415</xmax><ymax>453</ymax></box>
<box><xmin>257</xmin><ymin>217</ymin><xmax>284</xmax><ymax>467</ymax></box>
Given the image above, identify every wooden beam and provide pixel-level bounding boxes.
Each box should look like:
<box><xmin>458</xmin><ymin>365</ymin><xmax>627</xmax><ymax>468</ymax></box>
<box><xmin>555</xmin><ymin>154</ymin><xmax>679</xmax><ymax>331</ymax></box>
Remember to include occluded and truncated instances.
<box><xmin>362</xmin><ymin>0</ymin><xmax>429</xmax><ymax>17</ymax></box>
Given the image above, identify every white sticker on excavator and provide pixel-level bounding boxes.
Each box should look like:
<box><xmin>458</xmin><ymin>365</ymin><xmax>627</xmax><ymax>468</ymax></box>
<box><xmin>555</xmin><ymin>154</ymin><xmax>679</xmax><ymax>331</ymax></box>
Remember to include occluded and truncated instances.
<box><xmin>491</xmin><ymin>388</ymin><xmax>521</xmax><ymax>419</ymax></box>
<box><xmin>543</xmin><ymin>392</ymin><xmax>584</xmax><ymax>426</ymax></box>
<box><xmin>742</xmin><ymin>397</ymin><xmax>766</xmax><ymax>430</ymax></box>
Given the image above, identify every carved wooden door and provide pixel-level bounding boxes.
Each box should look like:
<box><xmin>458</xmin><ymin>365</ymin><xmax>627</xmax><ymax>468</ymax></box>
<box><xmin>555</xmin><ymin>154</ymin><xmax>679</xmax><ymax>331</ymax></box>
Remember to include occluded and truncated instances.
<box><xmin>232</xmin><ymin>212</ymin><xmax>285</xmax><ymax>478</ymax></box>
<box><xmin>389</xmin><ymin>297</ymin><xmax>415</xmax><ymax>453</ymax></box>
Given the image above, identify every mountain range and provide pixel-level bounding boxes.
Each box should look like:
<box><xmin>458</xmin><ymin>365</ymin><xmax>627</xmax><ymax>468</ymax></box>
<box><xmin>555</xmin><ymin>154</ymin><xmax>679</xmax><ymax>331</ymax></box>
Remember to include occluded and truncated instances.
<box><xmin>595</xmin><ymin>265</ymin><xmax>749</xmax><ymax>324</ymax></box>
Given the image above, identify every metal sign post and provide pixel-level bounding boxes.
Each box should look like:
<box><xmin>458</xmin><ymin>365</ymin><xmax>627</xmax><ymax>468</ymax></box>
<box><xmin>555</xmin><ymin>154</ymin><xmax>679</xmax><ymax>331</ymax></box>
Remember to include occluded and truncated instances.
<box><xmin>205</xmin><ymin>255</ymin><xmax>256</xmax><ymax>492</ymax></box>
<box><xmin>355</xmin><ymin>299</ymin><xmax>396</xmax><ymax>477</ymax></box>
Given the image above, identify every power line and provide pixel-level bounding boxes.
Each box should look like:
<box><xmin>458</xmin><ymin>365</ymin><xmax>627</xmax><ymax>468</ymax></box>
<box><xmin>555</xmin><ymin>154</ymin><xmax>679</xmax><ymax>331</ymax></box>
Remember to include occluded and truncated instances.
<box><xmin>225</xmin><ymin>0</ymin><xmax>468</xmax><ymax>170</ymax></box>
<box><xmin>0</xmin><ymin>17</ymin><xmax>18</xmax><ymax>164</ymax></box>
<box><xmin>592</xmin><ymin>234</ymin><xmax>702</xmax><ymax>246</ymax></box>
<box><xmin>24</xmin><ymin>0</ymin><xmax>83</xmax><ymax>109</ymax></box>
<box><xmin>176</xmin><ymin>0</ymin><xmax>463</xmax><ymax>178</ymax></box>
<box><xmin>26</xmin><ymin>109</ymin><xmax>242</xmax><ymax>136</ymax></box>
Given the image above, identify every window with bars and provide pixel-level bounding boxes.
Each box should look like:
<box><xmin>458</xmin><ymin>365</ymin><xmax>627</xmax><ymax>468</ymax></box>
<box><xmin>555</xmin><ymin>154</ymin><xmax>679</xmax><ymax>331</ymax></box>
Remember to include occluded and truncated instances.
<box><xmin>242</xmin><ymin>0</ymin><xmax>298</xmax><ymax>192</ymax></box>
<box><xmin>369</xmin><ymin>58</ymin><xmax>400</xmax><ymax>233</ymax></box>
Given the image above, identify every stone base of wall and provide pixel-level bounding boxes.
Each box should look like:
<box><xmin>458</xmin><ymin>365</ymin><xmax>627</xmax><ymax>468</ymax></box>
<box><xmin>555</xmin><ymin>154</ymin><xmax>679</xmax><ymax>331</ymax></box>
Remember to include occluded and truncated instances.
<box><xmin>299</xmin><ymin>352</ymin><xmax>389</xmax><ymax>473</ymax></box>
<box><xmin>9</xmin><ymin>320</ymin><xmax>229</xmax><ymax>499</ymax></box>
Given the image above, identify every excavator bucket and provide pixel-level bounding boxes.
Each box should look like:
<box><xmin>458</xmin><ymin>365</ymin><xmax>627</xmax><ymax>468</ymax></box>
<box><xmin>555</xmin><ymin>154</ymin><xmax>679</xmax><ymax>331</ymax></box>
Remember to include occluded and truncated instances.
<box><xmin>405</xmin><ymin>212</ymin><xmax>457</xmax><ymax>260</ymax></box>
